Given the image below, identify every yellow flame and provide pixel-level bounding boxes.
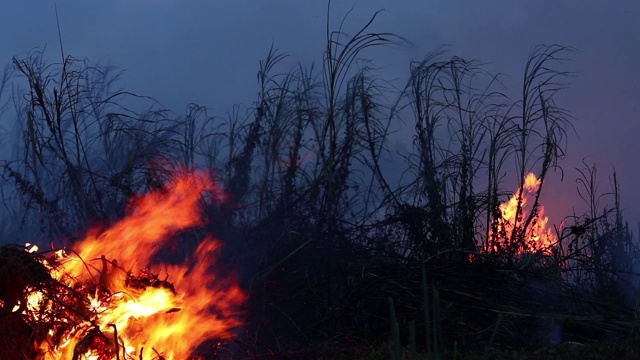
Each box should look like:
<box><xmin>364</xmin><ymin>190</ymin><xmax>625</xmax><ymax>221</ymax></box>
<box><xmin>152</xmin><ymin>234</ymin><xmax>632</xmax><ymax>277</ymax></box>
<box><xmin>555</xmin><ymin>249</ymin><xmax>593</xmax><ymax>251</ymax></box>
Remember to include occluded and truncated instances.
<box><xmin>490</xmin><ymin>172</ymin><xmax>556</xmax><ymax>254</ymax></box>
<box><xmin>26</xmin><ymin>171</ymin><xmax>244</xmax><ymax>359</ymax></box>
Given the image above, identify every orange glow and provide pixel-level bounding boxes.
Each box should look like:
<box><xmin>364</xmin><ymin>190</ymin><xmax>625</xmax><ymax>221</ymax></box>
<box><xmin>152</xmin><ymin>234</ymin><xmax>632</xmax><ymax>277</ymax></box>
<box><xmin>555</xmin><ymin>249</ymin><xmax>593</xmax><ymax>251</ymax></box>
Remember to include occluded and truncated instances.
<box><xmin>21</xmin><ymin>170</ymin><xmax>244</xmax><ymax>359</ymax></box>
<box><xmin>488</xmin><ymin>172</ymin><xmax>557</xmax><ymax>255</ymax></box>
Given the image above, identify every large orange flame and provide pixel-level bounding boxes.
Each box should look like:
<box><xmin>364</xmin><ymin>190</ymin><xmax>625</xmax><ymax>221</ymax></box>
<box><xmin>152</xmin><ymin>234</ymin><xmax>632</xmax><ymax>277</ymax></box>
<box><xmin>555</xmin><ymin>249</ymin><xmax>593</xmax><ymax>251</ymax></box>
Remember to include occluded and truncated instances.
<box><xmin>21</xmin><ymin>170</ymin><xmax>244</xmax><ymax>359</ymax></box>
<box><xmin>489</xmin><ymin>172</ymin><xmax>557</xmax><ymax>255</ymax></box>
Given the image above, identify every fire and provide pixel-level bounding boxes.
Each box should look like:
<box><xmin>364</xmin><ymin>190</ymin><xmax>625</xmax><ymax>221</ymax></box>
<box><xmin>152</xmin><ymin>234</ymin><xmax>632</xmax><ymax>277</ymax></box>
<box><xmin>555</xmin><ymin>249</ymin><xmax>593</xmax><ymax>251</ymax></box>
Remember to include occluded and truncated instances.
<box><xmin>2</xmin><ymin>170</ymin><xmax>245</xmax><ymax>359</ymax></box>
<box><xmin>488</xmin><ymin>172</ymin><xmax>557</xmax><ymax>255</ymax></box>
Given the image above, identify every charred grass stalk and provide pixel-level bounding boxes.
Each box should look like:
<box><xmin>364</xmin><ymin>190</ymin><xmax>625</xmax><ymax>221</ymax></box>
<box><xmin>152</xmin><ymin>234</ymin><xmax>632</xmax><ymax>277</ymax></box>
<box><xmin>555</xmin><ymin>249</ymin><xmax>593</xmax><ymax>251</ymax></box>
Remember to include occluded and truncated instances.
<box><xmin>388</xmin><ymin>297</ymin><xmax>402</xmax><ymax>360</ymax></box>
<box><xmin>387</xmin><ymin>262</ymin><xmax>443</xmax><ymax>360</ymax></box>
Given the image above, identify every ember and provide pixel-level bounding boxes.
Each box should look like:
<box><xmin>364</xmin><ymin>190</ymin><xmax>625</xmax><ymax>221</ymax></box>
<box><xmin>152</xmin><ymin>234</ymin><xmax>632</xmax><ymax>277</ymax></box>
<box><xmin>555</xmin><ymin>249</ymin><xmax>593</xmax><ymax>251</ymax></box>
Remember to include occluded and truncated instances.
<box><xmin>0</xmin><ymin>171</ymin><xmax>245</xmax><ymax>360</ymax></box>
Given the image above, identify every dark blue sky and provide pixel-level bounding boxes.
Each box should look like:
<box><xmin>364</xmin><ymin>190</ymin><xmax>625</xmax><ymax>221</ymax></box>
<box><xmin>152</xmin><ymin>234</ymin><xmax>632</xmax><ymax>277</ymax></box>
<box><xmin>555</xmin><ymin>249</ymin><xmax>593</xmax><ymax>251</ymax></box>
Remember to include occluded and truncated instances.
<box><xmin>1</xmin><ymin>1</ymin><xmax>639</xmax><ymax>226</ymax></box>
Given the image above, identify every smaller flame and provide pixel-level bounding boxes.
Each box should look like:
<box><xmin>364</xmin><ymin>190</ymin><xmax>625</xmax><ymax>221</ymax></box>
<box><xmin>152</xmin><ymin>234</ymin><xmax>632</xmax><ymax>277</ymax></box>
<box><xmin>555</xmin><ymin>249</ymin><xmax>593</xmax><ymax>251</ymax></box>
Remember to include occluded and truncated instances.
<box><xmin>25</xmin><ymin>243</ymin><xmax>39</xmax><ymax>253</ymax></box>
<box><xmin>489</xmin><ymin>172</ymin><xmax>557</xmax><ymax>255</ymax></box>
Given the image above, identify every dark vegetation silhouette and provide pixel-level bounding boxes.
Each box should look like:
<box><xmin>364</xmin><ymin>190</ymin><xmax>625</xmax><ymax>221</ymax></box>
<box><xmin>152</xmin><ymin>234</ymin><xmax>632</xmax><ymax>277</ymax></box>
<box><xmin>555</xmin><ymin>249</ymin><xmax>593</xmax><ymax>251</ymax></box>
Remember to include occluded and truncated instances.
<box><xmin>0</xmin><ymin>6</ymin><xmax>638</xmax><ymax>359</ymax></box>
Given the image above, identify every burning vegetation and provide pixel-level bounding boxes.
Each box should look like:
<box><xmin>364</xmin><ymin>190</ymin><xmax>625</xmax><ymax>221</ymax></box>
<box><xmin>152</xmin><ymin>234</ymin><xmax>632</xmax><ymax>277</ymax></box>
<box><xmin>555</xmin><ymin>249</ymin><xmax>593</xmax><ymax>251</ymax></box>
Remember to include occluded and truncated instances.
<box><xmin>0</xmin><ymin>171</ymin><xmax>244</xmax><ymax>360</ymax></box>
<box><xmin>487</xmin><ymin>172</ymin><xmax>558</xmax><ymax>255</ymax></box>
<box><xmin>1</xmin><ymin>8</ymin><xmax>639</xmax><ymax>359</ymax></box>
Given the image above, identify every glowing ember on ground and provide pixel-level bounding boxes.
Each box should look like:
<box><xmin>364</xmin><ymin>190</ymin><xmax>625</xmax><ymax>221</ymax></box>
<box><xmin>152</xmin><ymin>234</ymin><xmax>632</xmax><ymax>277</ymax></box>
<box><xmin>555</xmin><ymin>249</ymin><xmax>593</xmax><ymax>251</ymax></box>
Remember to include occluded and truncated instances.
<box><xmin>488</xmin><ymin>172</ymin><xmax>557</xmax><ymax>255</ymax></box>
<box><xmin>1</xmin><ymin>170</ymin><xmax>244</xmax><ymax>359</ymax></box>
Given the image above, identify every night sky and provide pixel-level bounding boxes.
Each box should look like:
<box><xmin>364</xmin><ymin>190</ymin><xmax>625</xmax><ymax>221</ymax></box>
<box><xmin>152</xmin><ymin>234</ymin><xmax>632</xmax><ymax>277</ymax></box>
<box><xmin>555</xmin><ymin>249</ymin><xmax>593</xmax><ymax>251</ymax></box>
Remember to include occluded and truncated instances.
<box><xmin>1</xmin><ymin>1</ymin><xmax>639</xmax><ymax>228</ymax></box>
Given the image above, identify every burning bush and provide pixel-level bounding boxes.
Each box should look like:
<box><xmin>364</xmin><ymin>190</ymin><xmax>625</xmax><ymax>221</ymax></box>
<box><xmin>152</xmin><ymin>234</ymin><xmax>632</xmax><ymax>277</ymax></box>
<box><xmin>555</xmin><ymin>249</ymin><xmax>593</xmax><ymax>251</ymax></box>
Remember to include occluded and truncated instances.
<box><xmin>0</xmin><ymin>171</ymin><xmax>245</xmax><ymax>360</ymax></box>
<box><xmin>487</xmin><ymin>172</ymin><xmax>557</xmax><ymax>255</ymax></box>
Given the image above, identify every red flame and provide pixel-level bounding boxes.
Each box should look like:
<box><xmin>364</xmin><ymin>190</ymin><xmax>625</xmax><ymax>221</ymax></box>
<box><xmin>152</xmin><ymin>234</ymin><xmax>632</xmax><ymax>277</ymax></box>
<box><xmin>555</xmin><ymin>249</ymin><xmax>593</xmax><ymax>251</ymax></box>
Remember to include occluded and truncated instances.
<box><xmin>488</xmin><ymin>172</ymin><xmax>557</xmax><ymax>255</ymax></box>
<box><xmin>12</xmin><ymin>170</ymin><xmax>244</xmax><ymax>359</ymax></box>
